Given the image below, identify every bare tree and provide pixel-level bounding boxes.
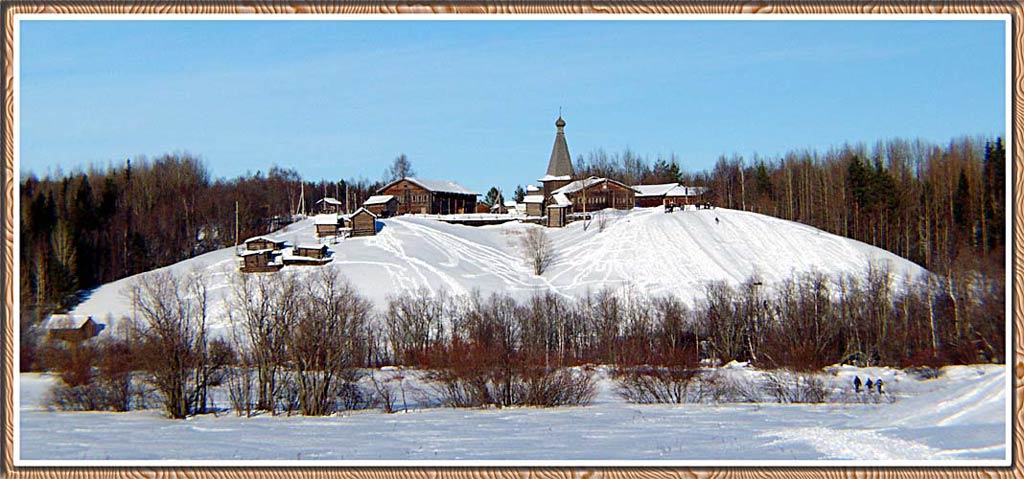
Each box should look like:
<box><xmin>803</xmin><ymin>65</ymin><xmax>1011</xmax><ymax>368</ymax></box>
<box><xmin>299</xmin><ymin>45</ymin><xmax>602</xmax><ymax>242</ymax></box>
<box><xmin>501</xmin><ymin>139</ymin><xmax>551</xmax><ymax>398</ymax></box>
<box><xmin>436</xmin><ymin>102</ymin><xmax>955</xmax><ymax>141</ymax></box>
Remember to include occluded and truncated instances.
<box><xmin>127</xmin><ymin>270</ymin><xmax>210</xmax><ymax>419</ymax></box>
<box><xmin>287</xmin><ymin>268</ymin><xmax>371</xmax><ymax>416</ymax></box>
<box><xmin>520</xmin><ymin>227</ymin><xmax>555</xmax><ymax>275</ymax></box>
<box><xmin>386</xmin><ymin>154</ymin><xmax>415</xmax><ymax>182</ymax></box>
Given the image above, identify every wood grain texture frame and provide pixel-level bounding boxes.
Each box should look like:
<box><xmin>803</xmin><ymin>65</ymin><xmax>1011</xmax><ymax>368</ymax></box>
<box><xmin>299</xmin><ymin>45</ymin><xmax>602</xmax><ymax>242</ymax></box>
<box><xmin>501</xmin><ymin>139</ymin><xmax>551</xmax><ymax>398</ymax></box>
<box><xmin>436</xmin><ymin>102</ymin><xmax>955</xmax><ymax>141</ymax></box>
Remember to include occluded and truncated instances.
<box><xmin>0</xmin><ymin>2</ymin><xmax>1020</xmax><ymax>478</ymax></box>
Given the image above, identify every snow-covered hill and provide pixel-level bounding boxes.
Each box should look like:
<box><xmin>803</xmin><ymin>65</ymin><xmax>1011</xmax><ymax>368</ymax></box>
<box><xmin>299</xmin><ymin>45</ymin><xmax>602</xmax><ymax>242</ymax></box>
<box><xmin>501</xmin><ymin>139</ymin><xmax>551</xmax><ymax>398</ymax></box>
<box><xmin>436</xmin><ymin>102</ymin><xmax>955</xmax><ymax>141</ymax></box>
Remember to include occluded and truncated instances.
<box><xmin>70</xmin><ymin>206</ymin><xmax>927</xmax><ymax>334</ymax></box>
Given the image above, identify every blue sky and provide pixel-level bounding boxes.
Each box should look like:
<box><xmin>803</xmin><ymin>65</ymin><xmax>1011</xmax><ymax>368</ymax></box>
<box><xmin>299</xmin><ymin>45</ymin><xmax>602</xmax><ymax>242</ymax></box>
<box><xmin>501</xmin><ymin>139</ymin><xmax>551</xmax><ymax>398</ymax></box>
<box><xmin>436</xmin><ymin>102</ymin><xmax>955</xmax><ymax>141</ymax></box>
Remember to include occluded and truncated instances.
<box><xmin>19</xmin><ymin>18</ymin><xmax>1006</xmax><ymax>194</ymax></box>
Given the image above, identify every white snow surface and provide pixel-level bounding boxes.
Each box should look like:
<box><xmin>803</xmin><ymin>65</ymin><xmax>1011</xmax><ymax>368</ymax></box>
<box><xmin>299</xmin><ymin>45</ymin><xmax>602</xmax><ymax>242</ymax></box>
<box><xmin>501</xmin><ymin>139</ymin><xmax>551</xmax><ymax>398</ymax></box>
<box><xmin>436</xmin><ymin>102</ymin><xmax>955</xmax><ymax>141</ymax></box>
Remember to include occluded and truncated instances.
<box><xmin>69</xmin><ymin>206</ymin><xmax>927</xmax><ymax>336</ymax></box>
<box><xmin>18</xmin><ymin>364</ymin><xmax>1007</xmax><ymax>463</ymax></box>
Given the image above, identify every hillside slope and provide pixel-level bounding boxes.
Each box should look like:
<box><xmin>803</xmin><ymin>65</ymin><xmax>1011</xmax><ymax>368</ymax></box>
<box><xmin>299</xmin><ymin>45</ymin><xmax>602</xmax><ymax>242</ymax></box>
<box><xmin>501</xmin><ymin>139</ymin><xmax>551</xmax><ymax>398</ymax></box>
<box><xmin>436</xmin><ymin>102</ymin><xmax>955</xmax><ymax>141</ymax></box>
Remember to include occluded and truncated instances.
<box><xmin>70</xmin><ymin>206</ymin><xmax>927</xmax><ymax>334</ymax></box>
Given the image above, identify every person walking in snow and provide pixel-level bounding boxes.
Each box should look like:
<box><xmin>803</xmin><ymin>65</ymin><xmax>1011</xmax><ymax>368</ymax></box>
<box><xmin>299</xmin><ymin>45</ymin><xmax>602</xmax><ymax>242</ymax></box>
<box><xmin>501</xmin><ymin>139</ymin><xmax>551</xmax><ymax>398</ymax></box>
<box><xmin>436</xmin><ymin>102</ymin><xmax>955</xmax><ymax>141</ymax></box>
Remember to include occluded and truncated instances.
<box><xmin>715</xmin><ymin>217</ymin><xmax>720</xmax><ymax>224</ymax></box>
<box><xmin>876</xmin><ymin>379</ymin><xmax>884</xmax><ymax>394</ymax></box>
<box><xmin>866</xmin><ymin>378</ymin><xmax>874</xmax><ymax>393</ymax></box>
<box><xmin>853</xmin><ymin>375</ymin><xmax>862</xmax><ymax>393</ymax></box>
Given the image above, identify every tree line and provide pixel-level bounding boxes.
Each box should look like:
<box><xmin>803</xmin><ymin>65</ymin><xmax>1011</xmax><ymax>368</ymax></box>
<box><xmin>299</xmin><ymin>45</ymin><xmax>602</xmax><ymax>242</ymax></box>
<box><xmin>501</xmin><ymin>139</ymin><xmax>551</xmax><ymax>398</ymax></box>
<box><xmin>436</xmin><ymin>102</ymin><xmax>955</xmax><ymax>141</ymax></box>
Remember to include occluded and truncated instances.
<box><xmin>571</xmin><ymin>136</ymin><xmax>1006</xmax><ymax>281</ymax></box>
<box><xmin>39</xmin><ymin>261</ymin><xmax>1000</xmax><ymax>417</ymax></box>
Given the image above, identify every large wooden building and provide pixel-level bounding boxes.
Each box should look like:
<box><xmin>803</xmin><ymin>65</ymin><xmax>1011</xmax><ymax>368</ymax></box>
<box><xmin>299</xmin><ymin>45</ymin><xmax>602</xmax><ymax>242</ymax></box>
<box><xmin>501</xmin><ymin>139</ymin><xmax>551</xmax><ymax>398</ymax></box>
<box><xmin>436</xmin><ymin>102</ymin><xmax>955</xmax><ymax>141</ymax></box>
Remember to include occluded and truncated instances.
<box><xmin>633</xmin><ymin>183</ymin><xmax>708</xmax><ymax>207</ymax></box>
<box><xmin>376</xmin><ymin>178</ymin><xmax>478</xmax><ymax>215</ymax></box>
<box><xmin>551</xmin><ymin>176</ymin><xmax>638</xmax><ymax>213</ymax></box>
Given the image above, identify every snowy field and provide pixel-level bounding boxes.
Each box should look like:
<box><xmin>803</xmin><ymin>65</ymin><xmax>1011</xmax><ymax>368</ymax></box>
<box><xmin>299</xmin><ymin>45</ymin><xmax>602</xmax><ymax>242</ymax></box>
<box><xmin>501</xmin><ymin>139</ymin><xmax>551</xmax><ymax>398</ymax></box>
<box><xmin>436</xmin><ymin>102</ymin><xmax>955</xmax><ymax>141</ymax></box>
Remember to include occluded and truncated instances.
<box><xmin>18</xmin><ymin>364</ymin><xmax>1007</xmax><ymax>465</ymax></box>
<box><xmin>20</xmin><ymin>206</ymin><xmax>1003</xmax><ymax>465</ymax></box>
<box><xmin>67</xmin><ymin>206</ymin><xmax>928</xmax><ymax>336</ymax></box>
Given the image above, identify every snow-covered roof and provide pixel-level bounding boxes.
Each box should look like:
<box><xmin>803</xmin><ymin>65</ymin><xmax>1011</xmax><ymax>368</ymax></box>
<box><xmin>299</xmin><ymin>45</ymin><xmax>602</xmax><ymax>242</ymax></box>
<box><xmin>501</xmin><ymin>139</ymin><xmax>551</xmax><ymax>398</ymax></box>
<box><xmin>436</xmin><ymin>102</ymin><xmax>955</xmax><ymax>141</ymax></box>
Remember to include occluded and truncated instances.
<box><xmin>551</xmin><ymin>176</ymin><xmax>638</xmax><ymax>195</ymax></box>
<box><xmin>352</xmin><ymin>207</ymin><xmax>378</xmax><ymax>218</ymax></box>
<box><xmin>315</xmin><ymin>197</ymin><xmax>342</xmax><ymax>206</ymax></box>
<box><xmin>523</xmin><ymin>195</ymin><xmax>545</xmax><ymax>204</ymax></box>
<box><xmin>377</xmin><ymin>178</ymin><xmax>478</xmax><ymax>196</ymax></box>
<box><xmin>244</xmin><ymin>236</ymin><xmax>282</xmax><ymax>244</ymax></box>
<box><xmin>294</xmin><ymin>243</ymin><xmax>328</xmax><ymax>251</ymax></box>
<box><xmin>503</xmin><ymin>200</ymin><xmax>518</xmax><ymax>208</ymax></box>
<box><xmin>526</xmin><ymin>185</ymin><xmax>540</xmax><ymax>192</ymax></box>
<box><xmin>40</xmin><ymin>314</ymin><xmax>96</xmax><ymax>330</ymax></box>
<box><xmin>538</xmin><ymin>174</ymin><xmax>572</xmax><ymax>182</ymax></box>
<box><xmin>363</xmin><ymin>195</ymin><xmax>395</xmax><ymax>206</ymax></box>
<box><xmin>633</xmin><ymin>184</ymin><xmax>708</xmax><ymax>198</ymax></box>
<box><xmin>633</xmin><ymin>183</ymin><xmax>681</xmax><ymax>198</ymax></box>
<box><xmin>239</xmin><ymin>249</ymin><xmax>275</xmax><ymax>257</ymax></box>
<box><xmin>551</xmin><ymin>193</ymin><xmax>573</xmax><ymax>207</ymax></box>
<box><xmin>314</xmin><ymin>214</ymin><xmax>340</xmax><ymax>225</ymax></box>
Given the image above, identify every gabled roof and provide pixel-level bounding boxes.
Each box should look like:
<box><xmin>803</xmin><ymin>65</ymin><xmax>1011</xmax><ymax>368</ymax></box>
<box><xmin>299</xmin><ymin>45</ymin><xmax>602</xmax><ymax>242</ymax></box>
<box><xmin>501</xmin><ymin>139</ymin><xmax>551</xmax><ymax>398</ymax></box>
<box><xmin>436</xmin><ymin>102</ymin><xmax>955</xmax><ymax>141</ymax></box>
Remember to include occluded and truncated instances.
<box><xmin>633</xmin><ymin>183</ymin><xmax>681</xmax><ymax>198</ymax></box>
<box><xmin>363</xmin><ymin>195</ymin><xmax>396</xmax><ymax>206</ymax></box>
<box><xmin>239</xmin><ymin>249</ymin><xmax>276</xmax><ymax>257</ymax></box>
<box><xmin>315</xmin><ymin>197</ymin><xmax>342</xmax><ymax>206</ymax></box>
<box><xmin>377</xmin><ymin>177</ymin><xmax>479</xmax><ymax>196</ymax></box>
<box><xmin>633</xmin><ymin>183</ymin><xmax>709</xmax><ymax>198</ymax></box>
<box><xmin>523</xmin><ymin>194</ymin><xmax>546</xmax><ymax>204</ymax></box>
<box><xmin>244</xmin><ymin>236</ymin><xmax>284</xmax><ymax>245</ymax></box>
<box><xmin>503</xmin><ymin>200</ymin><xmax>518</xmax><ymax>208</ymax></box>
<box><xmin>526</xmin><ymin>185</ymin><xmax>540</xmax><ymax>192</ymax></box>
<box><xmin>294</xmin><ymin>243</ymin><xmax>328</xmax><ymax>251</ymax></box>
<box><xmin>551</xmin><ymin>192</ymin><xmax>573</xmax><ymax>207</ymax></box>
<box><xmin>351</xmin><ymin>207</ymin><xmax>378</xmax><ymax>218</ymax></box>
<box><xmin>545</xmin><ymin>116</ymin><xmax>575</xmax><ymax>179</ymax></box>
<box><xmin>551</xmin><ymin>176</ymin><xmax>639</xmax><ymax>196</ymax></box>
<box><xmin>41</xmin><ymin>314</ymin><xmax>97</xmax><ymax>330</ymax></box>
<box><xmin>314</xmin><ymin>214</ymin><xmax>340</xmax><ymax>225</ymax></box>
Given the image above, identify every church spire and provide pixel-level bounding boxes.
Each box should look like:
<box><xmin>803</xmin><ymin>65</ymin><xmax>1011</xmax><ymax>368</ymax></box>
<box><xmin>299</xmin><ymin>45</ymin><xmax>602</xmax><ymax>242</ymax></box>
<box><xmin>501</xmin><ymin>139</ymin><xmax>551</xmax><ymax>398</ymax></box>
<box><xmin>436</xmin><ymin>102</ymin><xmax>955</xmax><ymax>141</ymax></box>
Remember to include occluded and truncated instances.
<box><xmin>545</xmin><ymin>115</ymin><xmax>574</xmax><ymax>179</ymax></box>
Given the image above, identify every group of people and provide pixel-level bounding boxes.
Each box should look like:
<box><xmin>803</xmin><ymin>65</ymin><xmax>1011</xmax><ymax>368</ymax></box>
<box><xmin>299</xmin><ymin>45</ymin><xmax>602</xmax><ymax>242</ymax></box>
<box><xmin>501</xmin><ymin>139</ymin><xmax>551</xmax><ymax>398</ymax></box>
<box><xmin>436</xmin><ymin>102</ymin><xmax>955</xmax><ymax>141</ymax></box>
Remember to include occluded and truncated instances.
<box><xmin>853</xmin><ymin>375</ymin><xmax>884</xmax><ymax>394</ymax></box>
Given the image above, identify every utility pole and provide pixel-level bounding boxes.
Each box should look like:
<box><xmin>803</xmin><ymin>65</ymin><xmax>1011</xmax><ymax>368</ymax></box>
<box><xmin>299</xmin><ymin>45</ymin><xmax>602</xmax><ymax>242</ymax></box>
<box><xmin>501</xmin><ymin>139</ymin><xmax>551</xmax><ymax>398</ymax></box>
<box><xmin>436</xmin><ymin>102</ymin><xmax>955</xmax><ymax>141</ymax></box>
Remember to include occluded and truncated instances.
<box><xmin>234</xmin><ymin>200</ymin><xmax>239</xmax><ymax>248</ymax></box>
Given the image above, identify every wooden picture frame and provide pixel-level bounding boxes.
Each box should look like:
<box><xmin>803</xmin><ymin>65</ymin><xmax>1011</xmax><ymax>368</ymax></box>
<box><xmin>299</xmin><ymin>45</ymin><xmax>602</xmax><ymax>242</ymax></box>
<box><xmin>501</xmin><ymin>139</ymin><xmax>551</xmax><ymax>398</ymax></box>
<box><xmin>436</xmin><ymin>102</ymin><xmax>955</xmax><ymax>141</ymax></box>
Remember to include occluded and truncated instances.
<box><xmin>2</xmin><ymin>2</ymin><xmax>1021</xmax><ymax>478</ymax></box>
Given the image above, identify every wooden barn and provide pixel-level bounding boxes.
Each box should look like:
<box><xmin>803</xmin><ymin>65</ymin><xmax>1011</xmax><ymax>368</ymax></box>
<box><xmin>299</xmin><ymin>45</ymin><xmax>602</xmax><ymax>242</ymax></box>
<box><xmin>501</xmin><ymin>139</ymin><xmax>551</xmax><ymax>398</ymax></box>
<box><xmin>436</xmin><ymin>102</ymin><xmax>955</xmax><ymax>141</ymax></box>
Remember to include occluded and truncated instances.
<box><xmin>315</xmin><ymin>197</ymin><xmax>343</xmax><ymax>214</ymax></box>
<box><xmin>314</xmin><ymin>214</ymin><xmax>343</xmax><ymax>237</ymax></box>
<box><xmin>633</xmin><ymin>183</ymin><xmax>708</xmax><ymax>207</ymax></box>
<box><xmin>45</xmin><ymin>315</ymin><xmax>105</xmax><ymax>343</ymax></box>
<box><xmin>363</xmin><ymin>195</ymin><xmax>398</xmax><ymax>218</ymax></box>
<box><xmin>239</xmin><ymin>249</ymin><xmax>283</xmax><ymax>273</ymax></box>
<box><xmin>349</xmin><ymin>207</ymin><xmax>378</xmax><ymax>237</ymax></box>
<box><xmin>244</xmin><ymin>236</ymin><xmax>285</xmax><ymax>251</ymax></box>
<box><xmin>523</xmin><ymin>194</ymin><xmax>545</xmax><ymax>217</ymax></box>
<box><xmin>376</xmin><ymin>178</ymin><xmax>478</xmax><ymax>215</ymax></box>
<box><xmin>551</xmin><ymin>176</ymin><xmax>638</xmax><ymax>213</ymax></box>
<box><xmin>283</xmin><ymin>244</ymin><xmax>332</xmax><ymax>266</ymax></box>
<box><xmin>545</xmin><ymin>201</ymin><xmax>571</xmax><ymax>228</ymax></box>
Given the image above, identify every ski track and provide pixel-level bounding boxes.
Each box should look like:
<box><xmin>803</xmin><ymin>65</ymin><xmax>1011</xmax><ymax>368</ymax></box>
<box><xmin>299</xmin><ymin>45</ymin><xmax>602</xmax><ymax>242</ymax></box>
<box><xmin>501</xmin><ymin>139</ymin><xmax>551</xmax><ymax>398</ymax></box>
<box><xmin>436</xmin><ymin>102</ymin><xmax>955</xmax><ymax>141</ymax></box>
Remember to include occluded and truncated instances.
<box><xmin>762</xmin><ymin>426</ymin><xmax>946</xmax><ymax>461</ymax></box>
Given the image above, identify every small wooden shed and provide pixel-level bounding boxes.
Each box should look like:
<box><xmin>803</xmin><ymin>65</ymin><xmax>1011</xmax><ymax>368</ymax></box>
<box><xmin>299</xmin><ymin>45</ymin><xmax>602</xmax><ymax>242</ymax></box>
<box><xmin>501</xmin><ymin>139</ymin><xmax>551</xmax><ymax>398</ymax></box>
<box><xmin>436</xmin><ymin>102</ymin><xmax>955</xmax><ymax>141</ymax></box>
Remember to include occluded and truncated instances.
<box><xmin>244</xmin><ymin>236</ymin><xmax>285</xmax><ymax>251</ymax></box>
<box><xmin>47</xmin><ymin>316</ymin><xmax>105</xmax><ymax>343</ymax></box>
<box><xmin>240</xmin><ymin>249</ymin><xmax>283</xmax><ymax>273</ymax></box>
<box><xmin>363</xmin><ymin>195</ymin><xmax>398</xmax><ymax>218</ymax></box>
<box><xmin>349</xmin><ymin>207</ymin><xmax>378</xmax><ymax>237</ymax></box>
<box><xmin>314</xmin><ymin>214</ymin><xmax>342</xmax><ymax>237</ymax></box>
<box><xmin>283</xmin><ymin>244</ymin><xmax>332</xmax><ymax>266</ymax></box>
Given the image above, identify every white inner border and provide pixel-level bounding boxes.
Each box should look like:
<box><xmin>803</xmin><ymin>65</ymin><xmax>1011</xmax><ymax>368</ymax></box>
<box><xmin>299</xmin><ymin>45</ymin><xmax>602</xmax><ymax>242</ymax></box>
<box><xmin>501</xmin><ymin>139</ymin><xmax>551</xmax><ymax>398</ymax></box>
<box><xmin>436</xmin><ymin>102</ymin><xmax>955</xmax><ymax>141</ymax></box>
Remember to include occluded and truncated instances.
<box><xmin>9</xmin><ymin>12</ymin><xmax>1015</xmax><ymax>469</ymax></box>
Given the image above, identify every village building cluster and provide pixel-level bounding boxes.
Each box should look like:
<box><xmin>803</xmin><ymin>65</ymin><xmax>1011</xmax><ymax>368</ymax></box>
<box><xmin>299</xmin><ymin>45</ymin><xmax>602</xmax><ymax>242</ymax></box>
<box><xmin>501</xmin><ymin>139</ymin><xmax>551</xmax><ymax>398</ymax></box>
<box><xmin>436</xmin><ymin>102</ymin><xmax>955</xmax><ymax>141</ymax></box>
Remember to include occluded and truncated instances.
<box><xmin>236</xmin><ymin>115</ymin><xmax>707</xmax><ymax>273</ymax></box>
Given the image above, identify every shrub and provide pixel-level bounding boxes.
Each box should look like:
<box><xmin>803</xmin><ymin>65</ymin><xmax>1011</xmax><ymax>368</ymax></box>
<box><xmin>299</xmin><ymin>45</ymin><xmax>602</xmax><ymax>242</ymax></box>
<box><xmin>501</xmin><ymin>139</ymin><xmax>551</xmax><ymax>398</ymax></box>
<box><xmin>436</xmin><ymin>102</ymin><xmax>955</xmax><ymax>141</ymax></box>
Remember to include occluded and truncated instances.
<box><xmin>762</xmin><ymin>371</ymin><xmax>832</xmax><ymax>404</ymax></box>
<box><xmin>615</xmin><ymin>365</ymin><xmax>700</xmax><ymax>404</ymax></box>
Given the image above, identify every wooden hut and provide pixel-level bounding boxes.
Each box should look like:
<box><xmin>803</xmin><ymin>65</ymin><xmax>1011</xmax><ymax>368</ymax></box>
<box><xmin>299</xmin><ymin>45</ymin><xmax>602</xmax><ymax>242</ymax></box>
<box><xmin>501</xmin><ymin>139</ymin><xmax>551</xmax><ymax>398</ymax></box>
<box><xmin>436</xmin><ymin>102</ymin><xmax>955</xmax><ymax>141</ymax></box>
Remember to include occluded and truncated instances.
<box><xmin>315</xmin><ymin>197</ymin><xmax>343</xmax><ymax>214</ymax></box>
<box><xmin>46</xmin><ymin>315</ymin><xmax>105</xmax><ymax>343</ymax></box>
<box><xmin>363</xmin><ymin>195</ymin><xmax>398</xmax><ymax>218</ymax></box>
<box><xmin>523</xmin><ymin>194</ymin><xmax>545</xmax><ymax>217</ymax></box>
<box><xmin>376</xmin><ymin>178</ymin><xmax>478</xmax><ymax>215</ymax></box>
<box><xmin>283</xmin><ymin>244</ymin><xmax>332</xmax><ymax>266</ymax></box>
<box><xmin>240</xmin><ymin>249</ymin><xmax>283</xmax><ymax>273</ymax></box>
<box><xmin>349</xmin><ymin>207</ymin><xmax>378</xmax><ymax>237</ymax></box>
<box><xmin>314</xmin><ymin>214</ymin><xmax>342</xmax><ymax>237</ymax></box>
<box><xmin>244</xmin><ymin>236</ymin><xmax>285</xmax><ymax>251</ymax></box>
